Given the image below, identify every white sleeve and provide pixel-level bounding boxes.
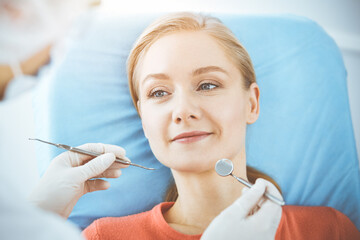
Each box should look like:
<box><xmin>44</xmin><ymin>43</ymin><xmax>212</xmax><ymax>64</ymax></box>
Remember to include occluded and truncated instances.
<box><xmin>0</xmin><ymin>180</ymin><xmax>84</xmax><ymax>240</ymax></box>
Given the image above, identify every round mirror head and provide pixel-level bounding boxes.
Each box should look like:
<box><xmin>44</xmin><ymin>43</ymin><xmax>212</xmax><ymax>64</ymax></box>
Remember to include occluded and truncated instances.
<box><xmin>215</xmin><ymin>159</ymin><xmax>234</xmax><ymax>177</ymax></box>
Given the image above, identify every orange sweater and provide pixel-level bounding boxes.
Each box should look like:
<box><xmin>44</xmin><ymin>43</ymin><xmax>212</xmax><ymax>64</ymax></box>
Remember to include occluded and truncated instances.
<box><xmin>83</xmin><ymin>202</ymin><xmax>360</xmax><ymax>240</ymax></box>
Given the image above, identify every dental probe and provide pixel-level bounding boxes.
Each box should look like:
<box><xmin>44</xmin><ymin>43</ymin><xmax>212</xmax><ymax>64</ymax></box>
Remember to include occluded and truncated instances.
<box><xmin>215</xmin><ymin>159</ymin><xmax>285</xmax><ymax>206</ymax></box>
<box><xmin>29</xmin><ymin>138</ymin><xmax>156</xmax><ymax>170</ymax></box>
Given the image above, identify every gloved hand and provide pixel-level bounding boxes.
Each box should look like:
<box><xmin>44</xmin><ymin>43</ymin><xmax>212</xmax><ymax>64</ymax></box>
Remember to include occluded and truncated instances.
<box><xmin>28</xmin><ymin>143</ymin><xmax>129</xmax><ymax>219</ymax></box>
<box><xmin>201</xmin><ymin>178</ymin><xmax>283</xmax><ymax>240</ymax></box>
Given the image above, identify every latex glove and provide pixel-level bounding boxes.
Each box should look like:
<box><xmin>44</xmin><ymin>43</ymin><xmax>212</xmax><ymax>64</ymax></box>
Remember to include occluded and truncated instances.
<box><xmin>201</xmin><ymin>178</ymin><xmax>283</xmax><ymax>240</ymax></box>
<box><xmin>28</xmin><ymin>143</ymin><xmax>129</xmax><ymax>219</ymax></box>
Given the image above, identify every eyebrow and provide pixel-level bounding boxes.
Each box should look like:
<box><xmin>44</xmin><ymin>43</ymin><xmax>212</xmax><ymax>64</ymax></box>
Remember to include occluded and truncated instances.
<box><xmin>141</xmin><ymin>65</ymin><xmax>228</xmax><ymax>85</ymax></box>
<box><xmin>192</xmin><ymin>66</ymin><xmax>229</xmax><ymax>76</ymax></box>
<box><xmin>142</xmin><ymin>73</ymin><xmax>170</xmax><ymax>85</ymax></box>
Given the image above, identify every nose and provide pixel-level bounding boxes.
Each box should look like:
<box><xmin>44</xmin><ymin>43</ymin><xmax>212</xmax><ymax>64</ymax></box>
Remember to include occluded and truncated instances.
<box><xmin>171</xmin><ymin>91</ymin><xmax>201</xmax><ymax>124</ymax></box>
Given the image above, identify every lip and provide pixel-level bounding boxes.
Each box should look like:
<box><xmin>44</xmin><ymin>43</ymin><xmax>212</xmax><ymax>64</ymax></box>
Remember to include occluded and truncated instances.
<box><xmin>172</xmin><ymin>131</ymin><xmax>212</xmax><ymax>143</ymax></box>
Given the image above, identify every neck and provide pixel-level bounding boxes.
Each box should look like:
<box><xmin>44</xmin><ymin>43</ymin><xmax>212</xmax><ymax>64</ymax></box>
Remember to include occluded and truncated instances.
<box><xmin>163</xmin><ymin>152</ymin><xmax>248</xmax><ymax>235</ymax></box>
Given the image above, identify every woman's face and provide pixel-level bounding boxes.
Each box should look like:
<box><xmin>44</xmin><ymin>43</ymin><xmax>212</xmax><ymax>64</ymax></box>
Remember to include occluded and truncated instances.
<box><xmin>137</xmin><ymin>31</ymin><xmax>259</xmax><ymax>173</ymax></box>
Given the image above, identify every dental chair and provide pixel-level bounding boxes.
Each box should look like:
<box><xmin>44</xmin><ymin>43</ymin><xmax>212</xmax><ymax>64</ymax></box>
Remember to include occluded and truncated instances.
<box><xmin>33</xmin><ymin>12</ymin><xmax>360</xmax><ymax>230</ymax></box>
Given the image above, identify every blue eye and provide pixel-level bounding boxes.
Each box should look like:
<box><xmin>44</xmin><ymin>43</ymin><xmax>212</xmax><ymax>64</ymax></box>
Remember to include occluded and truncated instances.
<box><xmin>150</xmin><ymin>90</ymin><xmax>169</xmax><ymax>98</ymax></box>
<box><xmin>198</xmin><ymin>82</ymin><xmax>217</xmax><ymax>91</ymax></box>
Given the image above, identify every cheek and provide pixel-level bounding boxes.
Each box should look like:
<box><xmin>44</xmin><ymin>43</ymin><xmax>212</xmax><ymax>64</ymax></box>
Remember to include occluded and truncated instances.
<box><xmin>141</xmin><ymin>105</ymin><xmax>172</xmax><ymax>165</ymax></box>
<box><xmin>141</xmin><ymin>107</ymin><xmax>157</xmax><ymax>138</ymax></box>
<box><xmin>212</xmin><ymin>93</ymin><xmax>247</xmax><ymax>121</ymax></box>
<box><xmin>140</xmin><ymin>103</ymin><xmax>168</xmax><ymax>146</ymax></box>
<box><xmin>213</xmin><ymin>96</ymin><xmax>248</xmax><ymax>138</ymax></box>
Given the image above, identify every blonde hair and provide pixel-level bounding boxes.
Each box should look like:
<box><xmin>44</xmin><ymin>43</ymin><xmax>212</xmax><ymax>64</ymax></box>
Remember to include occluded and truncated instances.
<box><xmin>126</xmin><ymin>12</ymin><xmax>281</xmax><ymax>200</ymax></box>
<box><xmin>127</xmin><ymin>12</ymin><xmax>256</xmax><ymax>111</ymax></box>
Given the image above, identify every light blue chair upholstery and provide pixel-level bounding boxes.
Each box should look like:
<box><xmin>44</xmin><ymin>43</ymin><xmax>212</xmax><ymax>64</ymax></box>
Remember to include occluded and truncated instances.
<box><xmin>33</xmin><ymin>13</ymin><xmax>360</xmax><ymax>230</ymax></box>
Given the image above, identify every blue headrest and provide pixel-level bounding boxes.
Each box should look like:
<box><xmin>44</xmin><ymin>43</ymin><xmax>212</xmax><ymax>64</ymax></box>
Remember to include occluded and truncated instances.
<box><xmin>33</xmin><ymin>12</ymin><xmax>360</xmax><ymax>230</ymax></box>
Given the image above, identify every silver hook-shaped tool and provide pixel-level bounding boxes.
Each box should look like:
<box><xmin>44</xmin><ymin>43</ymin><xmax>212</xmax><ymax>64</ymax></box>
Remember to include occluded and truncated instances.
<box><xmin>29</xmin><ymin>138</ymin><xmax>156</xmax><ymax>170</ymax></box>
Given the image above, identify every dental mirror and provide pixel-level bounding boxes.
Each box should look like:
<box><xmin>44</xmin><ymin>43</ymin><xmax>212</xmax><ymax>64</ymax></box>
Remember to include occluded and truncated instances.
<box><xmin>215</xmin><ymin>159</ymin><xmax>285</xmax><ymax>206</ymax></box>
<box><xmin>215</xmin><ymin>159</ymin><xmax>234</xmax><ymax>177</ymax></box>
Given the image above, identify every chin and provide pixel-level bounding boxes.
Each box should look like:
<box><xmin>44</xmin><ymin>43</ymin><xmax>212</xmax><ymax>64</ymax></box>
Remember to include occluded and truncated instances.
<box><xmin>160</xmin><ymin>154</ymin><xmax>219</xmax><ymax>173</ymax></box>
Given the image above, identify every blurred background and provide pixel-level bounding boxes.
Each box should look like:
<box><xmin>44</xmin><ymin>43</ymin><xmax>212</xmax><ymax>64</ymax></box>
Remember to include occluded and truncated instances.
<box><xmin>0</xmin><ymin>0</ymin><xmax>359</xmax><ymax>197</ymax></box>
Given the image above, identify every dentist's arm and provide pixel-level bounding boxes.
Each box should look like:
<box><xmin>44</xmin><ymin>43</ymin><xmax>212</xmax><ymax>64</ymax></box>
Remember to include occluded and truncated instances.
<box><xmin>28</xmin><ymin>143</ymin><xmax>129</xmax><ymax>218</ymax></box>
<box><xmin>201</xmin><ymin>179</ymin><xmax>283</xmax><ymax>240</ymax></box>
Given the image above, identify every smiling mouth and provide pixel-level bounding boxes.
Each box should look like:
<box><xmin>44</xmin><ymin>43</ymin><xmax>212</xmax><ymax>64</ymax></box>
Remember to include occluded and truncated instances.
<box><xmin>172</xmin><ymin>131</ymin><xmax>212</xmax><ymax>144</ymax></box>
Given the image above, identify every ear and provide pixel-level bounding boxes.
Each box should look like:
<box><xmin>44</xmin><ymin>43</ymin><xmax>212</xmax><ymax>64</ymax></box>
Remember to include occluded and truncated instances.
<box><xmin>137</xmin><ymin>100</ymin><xmax>148</xmax><ymax>139</ymax></box>
<box><xmin>246</xmin><ymin>83</ymin><xmax>260</xmax><ymax>124</ymax></box>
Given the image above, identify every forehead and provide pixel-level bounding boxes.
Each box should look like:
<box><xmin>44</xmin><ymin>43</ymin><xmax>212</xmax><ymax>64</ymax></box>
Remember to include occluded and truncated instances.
<box><xmin>137</xmin><ymin>31</ymin><xmax>237</xmax><ymax>83</ymax></box>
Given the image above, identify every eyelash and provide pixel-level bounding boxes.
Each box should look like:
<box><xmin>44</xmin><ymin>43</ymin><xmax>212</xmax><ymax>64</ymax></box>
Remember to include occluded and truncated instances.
<box><xmin>197</xmin><ymin>82</ymin><xmax>218</xmax><ymax>91</ymax></box>
<box><xmin>147</xmin><ymin>81</ymin><xmax>219</xmax><ymax>99</ymax></box>
<box><xmin>148</xmin><ymin>89</ymin><xmax>169</xmax><ymax>98</ymax></box>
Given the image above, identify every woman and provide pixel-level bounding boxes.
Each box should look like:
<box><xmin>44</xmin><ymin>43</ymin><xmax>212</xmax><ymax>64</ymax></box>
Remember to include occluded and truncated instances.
<box><xmin>80</xmin><ymin>12</ymin><xmax>358</xmax><ymax>239</ymax></box>
<box><xmin>30</xmin><ymin>12</ymin><xmax>359</xmax><ymax>239</ymax></box>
